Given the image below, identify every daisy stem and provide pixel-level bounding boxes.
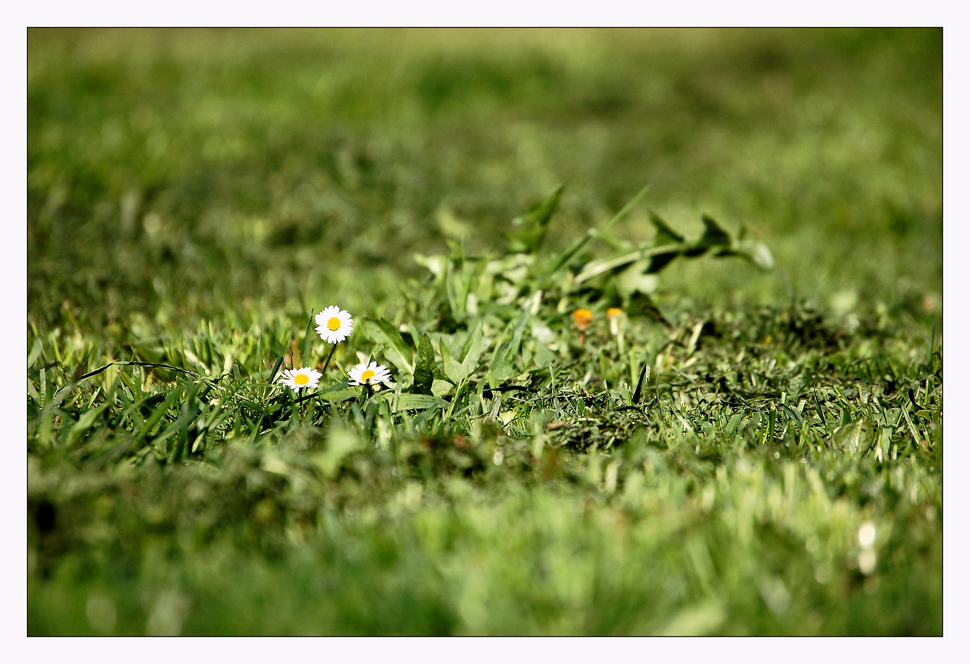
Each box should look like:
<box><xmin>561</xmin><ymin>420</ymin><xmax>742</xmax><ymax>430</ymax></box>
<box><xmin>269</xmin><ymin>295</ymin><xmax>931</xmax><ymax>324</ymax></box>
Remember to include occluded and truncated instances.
<box><xmin>322</xmin><ymin>342</ymin><xmax>339</xmax><ymax>375</ymax></box>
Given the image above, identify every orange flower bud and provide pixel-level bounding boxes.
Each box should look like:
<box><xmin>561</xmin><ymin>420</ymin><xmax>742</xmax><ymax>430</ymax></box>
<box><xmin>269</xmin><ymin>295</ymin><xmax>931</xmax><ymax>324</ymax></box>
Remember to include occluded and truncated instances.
<box><xmin>572</xmin><ymin>309</ymin><xmax>593</xmax><ymax>331</ymax></box>
<box><xmin>607</xmin><ymin>308</ymin><xmax>623</xmax><ymax>335</ymax></box>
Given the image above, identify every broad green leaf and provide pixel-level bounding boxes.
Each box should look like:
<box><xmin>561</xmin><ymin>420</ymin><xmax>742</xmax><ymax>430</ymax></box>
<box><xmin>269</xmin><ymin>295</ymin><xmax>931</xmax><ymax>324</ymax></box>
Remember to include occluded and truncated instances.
<box><xmin>460</xmin><ymin>321</ymin><xmax>486</xmax><ymax>374</ymax></box>
<box><xmin>489</xmin><ymin>339</ymin><xmax>516</xmax><ymax>385</ymax></box>
<box><xmin>685</xmin><ymin>214</ymin><xmax>731</xmax><ymax>256</ymax></box>
<box><xmin>440</xmin><ymin>337</ymin><xmax>466</xmax><ymax>384</ymax></box>
<box><xmin>573</xmin><ymin>213</ymin><xmax>773</xmax><ymax>286</ymax></box>
<box><xmin>717</xmin><ymin>224</ymin><xmax>775</xmax><ymax>270</ymax></box>
<box><xmin>412</xmin><ymin>333</ymin><xmax>435</xmax><ymax>395</ymax></box>
<box><xmin>315</xmin><ymin>380</ymin><xmax>357</xmax><ymax>404</ymax></box>
<box><xmin>645</xmin><ymin>211</ymin><xmax>686</xmax><ymax>272</ymax></box>
<box><xmin>372</xmin><ymin>392</ymin><xmax>447</xmax><ymax>412</ymax></box>
<box><xmin>649</xmin><ymin>211</ymin><xmax>685</xmax><ymax>244</ymax></box>
<box><xmin>364</xmin><ymin>318</ymin><xmax>415</xmax><ymax>375</ymax></box>
<box><xmin>316</xmin><ymin>387</ymin><xmax>359</xmax><ymax>404</ymax></box>
<box><xmin>615</xmin><ymin>259</ymin><xmax>660</xmax><ymax>298</ymax></box>
<box><xmin>533</xmin><ymin>342</ymin><xmax>556</xmax><ymax>368</ymax></box>
<box><xmin>507</xmin><ymin>184</ymin><xmax>564</xmax><ymax>254</ymax></box>
<box><xmin>396</xmin><ymin>393</ymin><xmax>447</xmax><ymax>411</ymax></box>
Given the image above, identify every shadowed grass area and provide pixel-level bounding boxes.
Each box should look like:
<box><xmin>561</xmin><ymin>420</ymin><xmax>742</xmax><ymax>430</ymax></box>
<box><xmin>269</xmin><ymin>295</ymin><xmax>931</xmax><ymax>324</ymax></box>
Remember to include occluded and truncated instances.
<box><xmin>28</xmin><ymin>28</ymin><xmax>941</xmax><ymax>635</ymax></box>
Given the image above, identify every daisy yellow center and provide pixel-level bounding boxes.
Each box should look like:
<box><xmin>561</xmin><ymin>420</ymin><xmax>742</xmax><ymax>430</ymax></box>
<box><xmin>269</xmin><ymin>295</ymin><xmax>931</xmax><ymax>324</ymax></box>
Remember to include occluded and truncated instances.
<box><xmin>294</xmin><ymin>374</ymin><xmax>309</xmax><ymax>385</ymax></box>
<box><xmin>361</xmin><ymin>369</ymin><xmax>376</xmax><ymax>381</ymax></box>
<box><xmin>327</xmin><ymin>317</ymin><xmax>341</xmax><ymax>331</ymax></box>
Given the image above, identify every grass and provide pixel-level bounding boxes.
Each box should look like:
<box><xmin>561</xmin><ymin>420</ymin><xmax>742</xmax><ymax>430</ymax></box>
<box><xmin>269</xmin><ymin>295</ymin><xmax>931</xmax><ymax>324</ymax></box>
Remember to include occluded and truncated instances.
<box><xmin>27</xmin><ymin>28</ymin><xmax>942</xmax><ymax>636</ymax></box>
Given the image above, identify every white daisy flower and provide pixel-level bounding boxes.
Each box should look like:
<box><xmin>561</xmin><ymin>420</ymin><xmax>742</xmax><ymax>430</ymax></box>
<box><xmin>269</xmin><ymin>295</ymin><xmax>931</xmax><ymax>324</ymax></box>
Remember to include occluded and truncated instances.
<box><xmin>348</xmin><ymin>361</ymin><xmax>392</xmax><ymax>387</ymax></box>
<box><xmin>315</xmin><ymin>306</ymin><xmax>353</xmax><ymax>344</ymax></box>
<box><xmin>278</xmin><ymin>367</ymin><xmax>322</xmax><ymax>391</ymax></box>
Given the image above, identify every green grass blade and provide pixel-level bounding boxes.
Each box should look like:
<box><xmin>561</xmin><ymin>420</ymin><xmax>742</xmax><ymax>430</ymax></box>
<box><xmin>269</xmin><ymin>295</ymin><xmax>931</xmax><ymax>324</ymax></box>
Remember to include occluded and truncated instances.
<box><xmin>412</xmin><ymin>333</ymin><xmax>435</xmax><ymax>395</ymax></box>
<box><xmin>136</xmin><ymin>385</ymin><xmax>183</xmax><ymax>441</ymax></box>
<box><xmin>302</xmin><ymin>310</ymin><xmax>315</xmax><ymax>369</ymax></box>
<box><xmin>544</xmin><ymin>183</ymin><xmax>651</xmax><ymax>279</ymax></box>
<box><xmin>66</xmin><ymin>403</ymin><xmax>109</xmax><ymax>446</ymax></box>
<box><xmin>632</xmin><ymin>362</ymin><xmax>649</xmax><ymax>405</ymax></box>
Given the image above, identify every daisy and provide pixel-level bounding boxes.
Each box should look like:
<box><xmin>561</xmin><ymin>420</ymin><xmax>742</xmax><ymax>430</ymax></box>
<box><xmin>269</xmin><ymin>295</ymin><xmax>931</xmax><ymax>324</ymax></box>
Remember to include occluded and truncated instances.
<box><xmin>316</xmin><ymin>306</ymin><xmax>353</xmax><ymax>344</ymax></box>
<box><xmin>348</xmin><ymin>361</ymin><xmax>392</xmax><ymax>387</ymax></box>
<box><xmin>278</xmin><ymin>367</ymin><xmax>322</xmax><ymax>391</ymax></box>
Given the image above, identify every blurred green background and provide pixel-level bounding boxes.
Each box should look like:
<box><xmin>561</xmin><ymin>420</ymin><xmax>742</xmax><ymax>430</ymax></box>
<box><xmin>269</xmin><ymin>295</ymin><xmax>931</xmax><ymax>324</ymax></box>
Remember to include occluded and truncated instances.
<box><xmin>28</xmin><ymin>28</ymin><xmax>942</xmax><ymax>330</ymax></box>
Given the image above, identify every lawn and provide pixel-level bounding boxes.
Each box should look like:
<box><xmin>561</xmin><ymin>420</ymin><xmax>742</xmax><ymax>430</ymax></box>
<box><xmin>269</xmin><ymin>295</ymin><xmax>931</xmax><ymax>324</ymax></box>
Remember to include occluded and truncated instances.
<box><xmin>27</xmin><ymin>28</ymin><xmax>942</xmax><ymax>635</ymax></box>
